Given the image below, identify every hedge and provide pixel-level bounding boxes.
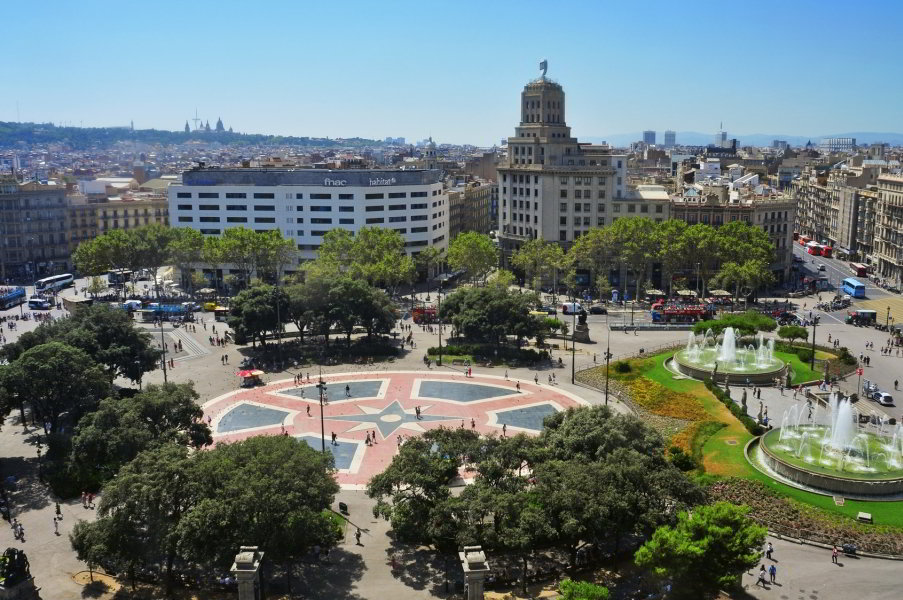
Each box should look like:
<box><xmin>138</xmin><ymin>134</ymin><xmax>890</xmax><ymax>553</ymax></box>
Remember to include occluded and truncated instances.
<box><xmin>426</xmin><ymin>345</ymin><xmax>547</xmax><ymax>363</ymax></box>
<box><xmin>703</xmin><ymin>378</ymin><xmax>764</xmax><ymax>436</ymax></box>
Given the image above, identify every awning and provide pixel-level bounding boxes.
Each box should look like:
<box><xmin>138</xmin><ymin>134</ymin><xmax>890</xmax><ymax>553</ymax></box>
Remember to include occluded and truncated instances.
<box><xmin>676</xmin><ymin>290</ymin><xmax>698</xmax><ymax>297</ymax></box>
<box><xmin>645</xmin><ymin>289</ymin><xmax>665</xmax><ymax>296</ymax></box>
<box><xmin>197</xmin><ymin>288</ymin><xmax>216</xmax><ymax>294</ymax></box>
<box><xmin>709</xmin><ymin>289</ymin><xmax>732</xmax><ymax>296</ymax></box>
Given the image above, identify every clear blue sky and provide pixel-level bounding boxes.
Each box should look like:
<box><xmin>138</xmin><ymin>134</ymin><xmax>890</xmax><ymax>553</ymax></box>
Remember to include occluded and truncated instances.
<box><xmin>3</xmin><ymin>0</ymin><xmax>902</xmax><ymax>145</ymax></box>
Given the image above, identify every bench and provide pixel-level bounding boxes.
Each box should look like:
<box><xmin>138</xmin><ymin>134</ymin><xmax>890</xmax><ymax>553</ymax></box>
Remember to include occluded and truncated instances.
<box><xmin>857</xmin><ymin>512</ymin><xmax>872</xmax><ymax>524</ymax></box>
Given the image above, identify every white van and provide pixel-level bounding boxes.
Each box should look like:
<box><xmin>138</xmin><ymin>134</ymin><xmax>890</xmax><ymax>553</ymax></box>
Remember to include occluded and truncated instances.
<box><xmin>559</xmin><ymin>302</ymin><xmax>585</xmax><ymax>315</ymax></box>
<box><xmin>28</xmin><ymin>296</ymin><xmax>51</xmax><ymax>310</ymax></box>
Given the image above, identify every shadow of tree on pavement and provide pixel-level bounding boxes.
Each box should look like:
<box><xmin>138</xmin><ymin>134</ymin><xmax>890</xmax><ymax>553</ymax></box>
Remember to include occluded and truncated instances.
<box><xmin>5</xmin><ymin>456</ymin><xmax>51</xmax><ymax>512</ymax></box>
<box><xmin>292</xmin><ymin>548</ymin><xmax>366</xmax><ymax>599</ymax></box>
<box><xmin>388</xmin><ymin>540</ymin><xmax>461</xmax><ymax>597</ymax></box>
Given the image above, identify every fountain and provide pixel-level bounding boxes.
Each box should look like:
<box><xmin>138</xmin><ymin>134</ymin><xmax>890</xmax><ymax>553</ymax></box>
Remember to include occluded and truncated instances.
<box><xmin>749</xmin><ymin>392</ymin><xmax>903</xmax><ymax>497</ymax></box>
<box><xmin>673</xmin><ymin>327</ymin><xmax>786</xmax><ymax>384</ymax></box>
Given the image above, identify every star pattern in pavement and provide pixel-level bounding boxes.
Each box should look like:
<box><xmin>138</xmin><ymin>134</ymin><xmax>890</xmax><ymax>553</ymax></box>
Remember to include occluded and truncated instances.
<box><xmin>330</xmin><ymin>400</ymin><xmax>459</xmax><ymax>439</ymax></box>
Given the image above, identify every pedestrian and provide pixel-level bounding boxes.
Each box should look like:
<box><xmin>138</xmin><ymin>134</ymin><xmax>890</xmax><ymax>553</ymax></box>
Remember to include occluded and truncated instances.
<box><xmin>768</xmin><ymin>563</ymin><xmax>776</xmax><ymax>583</ymax></box>
<box><xmin>365</xmin><ymin>432</ymin><xmax>371</xmax><ymax>446</ymax></box>
<box><xmin>11</xmin><ymin>518</ymin><xmax>18</xmax><ymax>538</ymax></box>
<box><xmin>548</xmin><ymin>374</ymin><xmax>553</xmax><ymax>384</ymax></box>
<box><xmin>756</xmin><ymin>564</ymin><xmax>767</xmax><ymax>587</ymax></box>
<box><xmin>504</xmin><ymin>370</ymin><xmax>508</xmax><ymax>380</ymax></box>
<box><xmin>766</xmin><ymin>542</ymin><xmax>773</xmax><ymax>560</ymax></box>
<box><xmin>516</xmin><ymin>382</ymin><xmax>521</xmax><ymax>393</ymax></box>
<box><xmin>896</xmin><ymin>379</ymin><xmax>899</xmax><ymax>391</ymax></box>
<box><xmin>471</xmin><ymin>418</ymin><xmax>476</xmax><ymax>429</ymax></box>
<box><xmin>534</xmin><ymin>373</ymin><xmax>538</xmax><ymax>384</ymax></box>
<box><xmin>88</xmin><ymin>493</ymin><xmax>94</xmax><ymax>508</ymax></box>
<box><xmin>53</xmin><ymin>517</ymin><xmax>59</xmax><ymax>536</ymax></box>
<box><xmin>331</xmin><ymin>432</ymin><xmax>337</xmax><ymax>445</ymax></box>
<box><xmin>502</xmin><ymin>424</ymin><xmax>507</xmax><ymax>436</ymax></box>
<box><xmin>55</xmin><ymin>502</ymin><xmax>61</xmax><ymax>519</ymax></box>
<box><xmin>355</xmin><ymin>528</ymin><xmax>362</xmax><ymax>545</ymax></box>
<box><xmin>345</xmin><ymin>384</ymin><xmax>351</xmax><ymax>397</ymax></box>
<box><xmin>832</xmin><ymin>545</ymin><xmax>838</xmax><ymax>564</ymax></box>
<box><xmin>81</xmin><ymin>492</ymin><xmax>86</xmax><ymax>508</ymax></box>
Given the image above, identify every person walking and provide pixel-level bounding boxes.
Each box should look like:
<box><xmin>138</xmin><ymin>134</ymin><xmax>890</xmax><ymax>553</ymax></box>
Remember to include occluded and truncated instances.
<box><xmin>832</xmin><ymin>545</ymin><xmax>838</xmax><ymax>564</ymax></box>
<box><xmin>355</xmin><ymin>528</ymin><xmax>362</xmax><ymax>545</ymax></box>
<box><xmin>768</xmin><ymin>563</ymin><xmax>776</xmax><ymax>583</ymax></box>
<box><xmin>502</xmin><ymin>424</ymin><xmax>507</xmax><ymax>437</ymax></box>
<box><xmin>895</xmin><ymin>379</ymin><xmax>899</xmax><ymax>391</ymax></box>
<box><xmin>53</xmin><ymin>517</ymin><xmax>59</xmax><ymax>536</ymax></box>
<box><xmin>331</xmin><ymin>432</ymin><xmax>337</xmax><ymax>446</ymax></box>
<box><xmin>766</xmin><ymin>542</ymin><xmax>773</xmax><ymax>560</ymax></box>
<box><xmin>756</xmin><ymin>564</ymin><xmax>767</xmax><ymax>587</ymax></box>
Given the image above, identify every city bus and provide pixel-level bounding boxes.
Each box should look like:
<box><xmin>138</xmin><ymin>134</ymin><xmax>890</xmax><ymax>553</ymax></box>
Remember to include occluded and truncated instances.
<box><xmin>805</xmin><ymin>242</ymin><xmax>821</xmax><ymax>256</ymax></box>
<box><xmin>820</xmin><ymin>246</ymin><xmax>833</xmax><ymax>258</ymax></box>
<box><xmin>107</xmin><ymin>269</ymin><xmax>132</xmax><ymax>285</ymax></box>
<box><xmin>34</xmin><ymin>273</ymin><xmax>74</xmax><ymax>292</ymax></box>
<box><xmin>842</xmin><ymin>277</ymin><xmax>866</xmax><ymax>298</ymax></box>
<box><xmin>0</xmin><ymin>287</ymin><xmax>25</xmax><ymax>310</ymax></box>
<box><xmin>849</xmin><ymin>263</ymin><xmax>869</xmax><ymax>277</ymax></box>
<box><xmin>799</xmin><ymin>235</ymin><xmax>811</xmax><ymax>246</ymax></box>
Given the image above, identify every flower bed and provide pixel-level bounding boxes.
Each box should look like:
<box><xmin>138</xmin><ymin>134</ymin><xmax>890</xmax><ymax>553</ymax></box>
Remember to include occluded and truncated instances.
<box><xmin>708</xmin><ymin>478</ymin><xmax>903</xmax><ymax>555</ymax></box>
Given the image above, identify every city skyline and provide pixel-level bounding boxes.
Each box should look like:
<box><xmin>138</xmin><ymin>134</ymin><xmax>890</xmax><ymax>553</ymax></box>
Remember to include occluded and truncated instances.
<box><xmin>3</xmin><ymin>0</ymin><xmax>903</xmax><ymax>146</ymax></box>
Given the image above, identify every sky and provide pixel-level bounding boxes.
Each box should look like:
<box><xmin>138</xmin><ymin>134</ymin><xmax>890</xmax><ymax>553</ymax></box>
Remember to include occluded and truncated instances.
<box><xmin>3</xmin><ymin>0</ymin><xmax>903</xmax><ymax>146</ymax></box>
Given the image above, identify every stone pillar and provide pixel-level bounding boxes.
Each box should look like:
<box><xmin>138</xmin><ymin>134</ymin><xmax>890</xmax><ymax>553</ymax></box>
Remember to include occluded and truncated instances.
<box><xmin>230</xmin><ymin>546</ymin><xmax>264</xmax><ymax>600</ymax></box>
<box><xmin>459</xmin><ymin>546</ymin><xmax>490</xmax><ymax>600</ymax></box>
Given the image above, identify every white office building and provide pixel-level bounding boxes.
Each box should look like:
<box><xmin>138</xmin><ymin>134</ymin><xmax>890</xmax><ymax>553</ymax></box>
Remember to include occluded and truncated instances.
<box><xmin>168</xmin><ymin>167</ymin><xmax>448</xmax><ymax>268</ymax></box>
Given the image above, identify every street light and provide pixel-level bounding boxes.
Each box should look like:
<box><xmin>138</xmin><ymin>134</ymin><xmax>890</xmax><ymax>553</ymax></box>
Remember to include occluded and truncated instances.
<box><xmin>809</xmin><ymin>314</ymin><xmax>819</xmax><ymax>371</ymax></box>
<box><xmin>887</xmin><ymin>306</ymin><xmax>891</xmax><ymax>330</ymax></box>
<box><xmin>570</xmin><ymin>289</ymin><xmax>577</xmax><ymax>384</ymax></box>
<box><xmin>159</xmin><ymin>317</ymin><xmax>168</xmax><ymax>384</ymax></box>
<box><xmin>437</xmin><ymin>281</ymin><xmax>443</xmax><ymax>367</ymax></box>
<box><xmin>316</xmin><ymin>367</ymin><xmax>327</xmax><ymax>452</ymax></box>
<box><xmin>604</xmin><ymin>312</ymin><xmax>612</xmax><ymax>406</ymax></box>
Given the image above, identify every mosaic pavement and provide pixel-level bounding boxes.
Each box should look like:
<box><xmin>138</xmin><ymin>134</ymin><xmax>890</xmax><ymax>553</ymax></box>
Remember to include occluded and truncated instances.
<box><xmin>202</xmin><ymin>371</ymin><xmax>588</xmax><ymax>488</ymax></box>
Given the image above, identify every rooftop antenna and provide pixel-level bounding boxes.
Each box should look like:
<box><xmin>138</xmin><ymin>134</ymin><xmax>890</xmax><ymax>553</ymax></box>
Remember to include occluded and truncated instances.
<box><xmin>191</xmin><ymin>108</ymin><xmax>201</xmax><ymax>131</ymax></box>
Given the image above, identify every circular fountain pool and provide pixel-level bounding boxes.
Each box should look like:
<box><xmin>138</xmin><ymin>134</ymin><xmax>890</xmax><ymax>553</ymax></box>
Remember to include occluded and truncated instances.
<box><xmin>673</xmin><ymin>327</ymin><xmax>786</xmax><ymax>384</ymax></box>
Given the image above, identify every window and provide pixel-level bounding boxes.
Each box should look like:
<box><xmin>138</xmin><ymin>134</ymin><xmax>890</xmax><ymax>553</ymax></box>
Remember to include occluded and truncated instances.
<box><xmin>598</xmin><ymin>177</ymin><xmax>606</xmax><ymax>185</ymax></box>
<box><xmin>339</xmin><ymin>206</ymin><xmax>354</xmax><ymax>212</ymax></box>
<box><xmin>253</xmin><ymin>193</ymin><xmax>275</xmax><ymax>199</ymax></box>
<box><xmin>199</xmin><ymin>229</ymin><xmax>221</xmax><ymax>235</ymax></box>
<box><xmin>389</xmin><ymin>215</ymin><xmax>406</xmax><ymax>223</ymax></box>
<box><xmin>613</xmin><ymin>204</ymin><xmax>621</xmax><ymax>213</ymax></box>
<box><xmin>411</xmin><ymin>191</ymin><xmax>428</xmax><ymax>198</ymax></box>
<box><xmin>628</xmin><ymin>204</ymin><xmax>636</xmax><ymax>213</ymax></box>
<box><xmin>254</xmin><ymin>217</ymin><xmax>276</xmax><ymax>223</ymax></box>
<box><xmin>177</xmin><ymin>216</ymin><xmax>193</xmax><ymax>222</ymax></box>
<box><xmin>406</xmin><ymin>240</ymin><xmax>428</xmax><ymax>248</ymax></box>
<box><xmin>254</xmin><ymin>205</ymin><xmax>275</xmax><ymax>211</ymax></box>
<box><xmin>311</xmin><ymin>218</ymin><xmax>332</xmax><ymax>224</ymax></box>
<box><xmin>560</xmin><ymin>177</ymin><xmax>568</xmax><ymax>184</ymax></box>
<box><xmin>575</xmin><ymin>190</ymin><xmax>582</xmax><ymax>199</ymax></box>
<box><xmin>411</xmin><ymin>203</ymin><xmax>427</xmax><ymax>209</ymax></box>
<box><xmin>597</xmin><ymin>217</ymin><xmax>605</xmax><ymax>226</ymax></box>
<box><xmin>198</xmin><ymin>204</ymin><xmax>219</xmax><ymax>211</ymax></box>
<box><xmin>339</xmin><ymin>218</ymin><xmax>354</xmax><ymax>224</ymax></box>
<box><xmin>338</xmin><ymin>193</ymin><xmax>354</xmax><ymax>200</ymax></box>
<box><xmin>575</xmin><ymin>203</ymin><xmax>582</xmax><ymax>213</ymax></box>
<box><xmin>388</xmin><ymin>192</ymin><xmax>406</xmax><ymax>199</ymax></box>
<box><xmin>573</xmin><ymin>216</ymin><xmax>581</xmax><ymax>225</ymax></box>
<box><xmin>226</xmin><ymin>205</ymin><xmax>247</xmax><ymax>211</ymax></box>
<box><xmin>598</xmin><ymin>190</ymin><xmax>606</xmax><ymax>199</ymax></box>
<box><xmin>641</xmin><ymin>204</ymin><xmax>649</xmax><ymax>213</ymax></box>
<box><xmin>365</xmin><ymin>205</ymin><xmax>384</xmax><ymax>212</ymax></box>
<box><xmin>560</xmin><ymin>190</ymin><xmax>568</xmax><ymax>198</ymax></box>
<box><xmin>310</xmin><ymin>206</ymin><xmax>332</xmax><ymax>212</ymax></box>
<box><xmin>560</xmin><ymin>202</ymin><xmax>567</xmax><ymax>212</ymax></box>
<box><xmin>366</xmin><ymin>217</ymin><xmax>385</xmax><ymax>224</ymax></box>
<box><xmin>227</xmin><ymin>216</ymin><xmax>248</xmax><ymax>223</ymax></box>
<box><xmin>559</xmin><ymin>230</ymin><xmax>567</xmax><ymax>241</ymax></box>
<box><xmin>394</xmin><ymin>228</ymin><xmax>407</xmax><ymax>234</ymax></box>
<box><xmin>199</xmin><ymin>216</ymin><xmax>220</xmax><ymax>222</ymax></box>
<box><xmin>559</xmin><ymin>216</ymin><xmax>567</xmax><ymax>225</ymax></box>
<box><xmin>296</xmin><ymin>218</ymin><xmax>304</xmax><ymax>223</ymax></box>
<box><xmin>655</xmin><ymin>205</ymin><xmax>663</xmax><ymax>213</ymax></box>
<box><xmin>411</xmin><ymin>226</ymin><xmax>428</xmax><ymax>233</ymax></box>
<box><xmin>177</xmin><ymin>204</ymin><xmax>192</xmax><ymax>210</ymax></box>
<box><xmin>198</xmin><ymin>192</ymin><xmax>219</xmax><ymax>198</ymax></box>
<box><xmin>311</xmin><ymin>231</ymin><xmax>328</xmax><ymax>236</ymax></box>
<box><xmin>365</xmin><ymin>193</ymin><xmax>384</xmax><ymax>200</ymax></box>
<box><xmin>411</xmin><ymin>215</ymin><xmax>428</xmax><ymax>221</ymax></box>
<box><xmin>176</xmin><ymin>192</ymin><xmax>191</xmax><ymax>198</ymax></box>
<box><xmin>310</xmin><ymin>193</ymin><xmax>332</xmax><ymax>200</ymax></box>
<box><xmin>583</xmin><ymin>203</ymin><xmax>590</xmax><ymax>212</ymax></box>
<box><xmin>389</xmin><ymin>204</ymin><xmax>405</xmax><ymax>211</ymax></box>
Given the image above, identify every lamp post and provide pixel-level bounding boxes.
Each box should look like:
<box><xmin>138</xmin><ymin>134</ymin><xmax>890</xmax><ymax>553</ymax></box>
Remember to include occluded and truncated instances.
<box><xmin>570</xmin><ymin>289</ymin><xmax>576</xmax><ymax>384</ymax></box>
<box><xmin>887</xmin><ymin>306</ymin><xmax>891</xmax><ymax>330</ymax></box>
<box><xmin>696</xmin><ymin>262</ymin><xmax>701</xmax><ymax>297</ymax></box>
<box><xmin>316</xmin><ymin>367</ymin><xmax>327</xmax><ymax>452</ymax></box>
<box><xmin>159</xmin><ymin>317</ymin><xmax>168</xmax><ymax>384</ymax></box>
<box><xmin>135</xmin><ymin>359</ymin><xmax>142</xmax><ymax>391</ymax></box>
<box><xmin>604</xmin><ymin>311</ymin><xmax>612</xmax><ymax>406</ymax></box>
<box><xmin>809</xmin><ymin>314</ymin><xmax>819</xmax><ymax>371</ymax></box>
<box><xmin>437</xmin><ymin>281</ymin><xmax>443</xmax><ymax>367</ymax></box>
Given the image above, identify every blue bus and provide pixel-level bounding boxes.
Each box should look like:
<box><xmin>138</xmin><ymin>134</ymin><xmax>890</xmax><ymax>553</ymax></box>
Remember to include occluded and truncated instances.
<box><xmin>0</xmin><ymin>287</ymin><xmax>26</xmax><ymax>310</ymax></box>
<box><xmin>842</xmin><ymin>277</ymin><xmax>866</xmax><ymax>298</ymax></box>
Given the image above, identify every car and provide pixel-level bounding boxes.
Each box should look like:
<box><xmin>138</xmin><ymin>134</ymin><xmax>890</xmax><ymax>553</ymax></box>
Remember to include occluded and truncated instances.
<box><xmin>589</xmin><ymin>304</ymin><xmax>607</xmax><ymax>315</ymax></box>
<box><xmin>539</xmin><ymin>305</ymin><xmax>557</xmax><ymax>315</ymax></box>
<box><xmin>818</xmin><ymin>264</ymin><xmax>826</xmax><ymax>271</ymax></box>
<box><xmin>874</xmin><ymin>392</ymin><xmax>895</xmax><ymax>406</ymax></box>
<box><xmin>559</xmin><ymin>302</ymin><xmax>586</xmax><ymax>315</ymax></box>
<box><xmin>793</xmin><ymin>256</ymin><xmax>803</xmax><ymax>263</ymax></box>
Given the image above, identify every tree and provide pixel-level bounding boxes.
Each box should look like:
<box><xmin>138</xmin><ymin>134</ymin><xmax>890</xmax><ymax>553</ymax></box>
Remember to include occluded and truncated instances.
<box><xmin>0</xmin><ymin>342</ymin><xmax>110</xmax><ymax>433</ymax></box>
<box><xmin>252</xmin><ymin>229</ymin><xmax>297</xmax><ymax>283</ymax></box>
<box><xmin>70</xmin><ymin>383</ymin><xmax>211</xmax><ymax>485</ymax></box>
<box><xmin>634</xmin><ymin>502</ymin><xmax>766</xmax><ymax>599</ymax></box>
<box><xmin>712</xmin><ymin>261</ymin><xmax>746</xmax><ymax>303</ymax></box>
<box><xmin>558</xmin><ymin>579</ymin><xmax>610</xmax><ymax>600</ymax></box>
<box><xmin>218</xmin><ymin>227</ymin><xmax>260</xmax><ymax>288</ymax></box>
<box><xmin>511</xmin><ymin>239</ymin><xmax>564</xmax><ymax>292</ymax></box>
<box><xmin>777</xmin><ymin>325</ymin><xmax>808</xmax><ymax>345</ymax></box>
<box><xmin>655</xmin><ymin>219</ymin><xmax>688</xmax><ymax>296</ymax></box>
<box><xmin>610</xmin><ymin>217</ymin><xmax>657</xmax><ymax>300</ymax></box>
<box><xmin>570</xmin><ymin>228</ymin><xmax>616</xmax><ymax>299</ymax></box>
<box><xmin>440</xmin><ymin>286</ymin><xmax>541</xmax><ymax>348</ymax></box>
<box><xmin>168</xmin><ymin>228</ymin><xmax>205</xmax><ymax>296</ymax></box>
<box><xmin>716</xmin><ymin>221</ymin><xmax>774</xmax><ymax>266</ymax></box>
<box><xmin>415</xmin><ymin>246</ymin><xmax>443</xmax><ymax>282</ymax></box>
<box><xmin>328</xmin><ymin>278</ymin><xmax>376</xmax><ymax>346</ymax></box>
<box><xmin>133</xmin><ymin>224</ymin><xmax>176</xmax><ymax>297</ymax></box>
<box><xmin>681</xmin><ymin>224</ymin><xmax>719</xmax><ymax>296</ymax></box>
<box><xmin>177</xmin><ymin>436</ymin><xmax>340</xmax><ymax>591</ymax></box>
<box><xmin>228</xmin><ymin>284</ymin><xmax>286</xmax><ymax>348</ymax></box>
<box><xmin>447</xmin><ymin>232</ymin><xmax>498</xmax><ymax>285</ymax></box>
<box><xmin>351</xmin><ymin>227</ymin><xmax>415</xmax><ymax>290</ymax></box>
<box><xmin>86</xmin><ymin>276</ymin><xmax>107</xmax><ymax>298</ymax></box>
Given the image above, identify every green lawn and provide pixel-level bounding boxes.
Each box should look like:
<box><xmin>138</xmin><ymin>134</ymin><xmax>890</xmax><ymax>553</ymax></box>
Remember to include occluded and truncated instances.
<box><xmin>610</xmin><ymin>349</ymin><xmax>903</xmax><ymax>528</ymax></box>
<box><xmin>774</xmin><ymin>350</ymin><xmax>821</xmax><ymax>384</ymax></box>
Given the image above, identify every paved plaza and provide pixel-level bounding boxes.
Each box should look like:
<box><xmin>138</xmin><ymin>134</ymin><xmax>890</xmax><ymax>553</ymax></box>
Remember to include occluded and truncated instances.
<box><xmin>204</xmin><ymin>371</ymin><xmax>587</xmax><ymax>488</ymax></box>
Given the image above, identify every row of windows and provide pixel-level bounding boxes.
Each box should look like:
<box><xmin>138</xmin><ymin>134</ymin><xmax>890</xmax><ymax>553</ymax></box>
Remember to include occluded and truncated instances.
<box><xmin>557</xmin><ymin>202</ymin><xmax>663</xmax><ymax>214</ymax></box>
<box><xmin>176</xmin><ymin>203</ymin><xmax>431</xmax><ymax>213</ymax></box>
<box><xmin>176</xmin><ymin>190</ymin><xmax>440</xmax><ymax>201</ymax></box>
<box><xmin>178</xmin><ymin>216</ymin><xmax>276</xmax><ymax>223</ymax></box>
<box><xmin>176</xmin><ymin>192</ymin><xmax>276</xmax><ymax>199</ymax></box>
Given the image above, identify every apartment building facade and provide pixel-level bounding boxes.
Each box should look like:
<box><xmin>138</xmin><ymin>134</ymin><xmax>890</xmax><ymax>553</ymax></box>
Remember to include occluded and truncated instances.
<box><xmin>0</xmin><ymin>177</ymin><xmax>71</xmax><ymax>282</ymax></box>
<box><xmin>876</xmin><ymin>174</ymin><xmax>903</xmax><ymax>285</ymax></box>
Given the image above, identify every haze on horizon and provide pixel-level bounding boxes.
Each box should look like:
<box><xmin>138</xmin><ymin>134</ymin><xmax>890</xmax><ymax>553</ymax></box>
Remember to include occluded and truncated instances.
<box><xmin>3</xmin><ymin>0</ymin><xmax>902</xmax><ymax>146</ymax></box>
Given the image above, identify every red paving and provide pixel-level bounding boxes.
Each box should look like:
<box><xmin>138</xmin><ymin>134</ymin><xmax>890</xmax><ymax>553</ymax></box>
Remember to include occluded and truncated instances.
<box><xmin>202</xmin><ymin>370</ymin><xmax>587</xmax><ymax>488</ymax></box>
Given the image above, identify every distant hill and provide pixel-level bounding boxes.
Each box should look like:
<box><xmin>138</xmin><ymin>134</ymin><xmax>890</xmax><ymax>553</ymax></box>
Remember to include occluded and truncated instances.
<box><xmin>587</xmin><ymin>131</ymin><xmax>903</xmax><ymax>148</ymax></box>
<box><xmin>0</xmin><ymin>121</ymin><xmax>385</xmax><ymax>150</ymax></box>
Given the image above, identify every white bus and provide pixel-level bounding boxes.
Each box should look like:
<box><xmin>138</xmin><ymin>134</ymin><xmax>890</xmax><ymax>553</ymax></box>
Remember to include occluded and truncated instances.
<box><xmin>35</xmin><ymin>273</ymin><xmax>74</xmax><ymax>292</ymax></box>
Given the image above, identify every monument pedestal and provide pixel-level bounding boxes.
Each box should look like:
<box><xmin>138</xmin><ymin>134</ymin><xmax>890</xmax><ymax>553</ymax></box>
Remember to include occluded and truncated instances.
<box><xmin>459</xmin><ymin>546</ymin><xmax>490</xmax><ymax>600</ymax></box>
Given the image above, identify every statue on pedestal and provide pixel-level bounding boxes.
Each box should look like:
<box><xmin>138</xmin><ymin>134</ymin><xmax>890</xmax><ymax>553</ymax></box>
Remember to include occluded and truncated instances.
<box><xmin>0</xmin><ymin>547</ymin><xmax>32</xmax><ymax>588</ymax></box>
<box><xmin>741</xmin><ymin>388</ymin><xmax>747</xmax><ymax>412</ymax></box>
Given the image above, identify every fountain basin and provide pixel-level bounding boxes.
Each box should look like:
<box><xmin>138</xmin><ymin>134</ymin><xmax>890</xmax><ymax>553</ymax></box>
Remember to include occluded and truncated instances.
<box><xmin>673</xmin><ymin>349</ymin><xmax>785</xmax><ymax>385</ymax></box>
<box><xmin>753</xmin><ymin>428</ymin><xmax>903</xmax><ymax>497</ymax></box>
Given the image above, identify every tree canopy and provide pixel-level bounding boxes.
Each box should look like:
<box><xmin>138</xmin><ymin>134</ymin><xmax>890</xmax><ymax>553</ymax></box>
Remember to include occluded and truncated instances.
<box><xmin>634</xmin><ymin>502</ymin><xmax>766</xmax><ymax>599</ymax></box>
<box><xmin>447</xmin><ymin>232</ymin><xmax>498</xmax><ymax>285</ymax></box>
<box><xmin>440</xmin><ymin>285</ymin><xmax>541</xmax><ymax>347</ymax></box>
